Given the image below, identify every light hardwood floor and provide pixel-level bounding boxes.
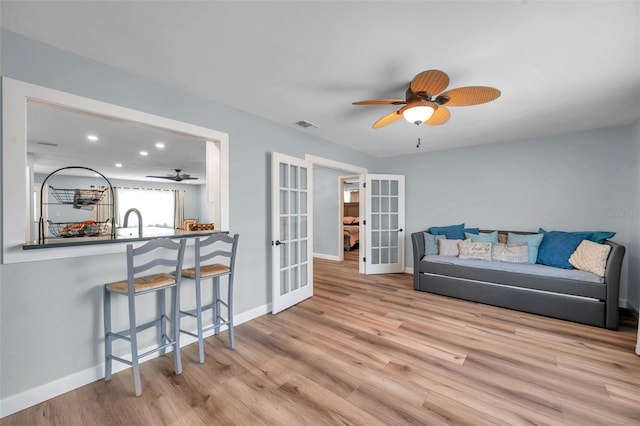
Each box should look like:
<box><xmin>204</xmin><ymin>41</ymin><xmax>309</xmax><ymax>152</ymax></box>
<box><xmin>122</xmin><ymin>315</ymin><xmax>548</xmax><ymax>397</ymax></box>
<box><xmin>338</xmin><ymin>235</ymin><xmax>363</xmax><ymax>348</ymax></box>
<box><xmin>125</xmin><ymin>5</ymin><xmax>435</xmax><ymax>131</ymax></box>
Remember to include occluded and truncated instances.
<box><xmin>3</xmin><ymin>249</ymin><xmax>639</xmax><ymax>425</ymax></box>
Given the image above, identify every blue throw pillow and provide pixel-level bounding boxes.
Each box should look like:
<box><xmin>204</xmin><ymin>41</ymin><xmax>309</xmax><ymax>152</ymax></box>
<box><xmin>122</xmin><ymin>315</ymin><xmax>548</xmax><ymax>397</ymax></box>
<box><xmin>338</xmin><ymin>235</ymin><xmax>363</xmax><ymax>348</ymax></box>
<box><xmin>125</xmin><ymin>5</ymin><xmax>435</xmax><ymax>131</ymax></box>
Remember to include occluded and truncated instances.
<box><xmin>538</xmin><ymin>228</ymin><xmax>616</xmax><ymax>244</ymax></box>
<box><xmin>536</xmin><ymin>230</ymin><xmax>592</xmax><ymax>269</ymax></box>
<box><xmin>428</xmin><ymin>223</ymin><xmax>465</xmax><ymax>235</ymax></box>
<box><xmin>444</xmin><ymin>228</ymin><xmax>479</xmax><ymax>240</ymax></box>
<box><xmin>467</xmin><ymin>230</ymin><xmax>498</xmax><ymax>243</ymax></box>
<box><xmin>507</xmin><ymin>233</ymin><xmax>544</xmax><ymax>264</ymax></box>
<box><xmin>423</xmin><ymin>232</ymin><xmax>445</xmax><ymax>255</ymax></box>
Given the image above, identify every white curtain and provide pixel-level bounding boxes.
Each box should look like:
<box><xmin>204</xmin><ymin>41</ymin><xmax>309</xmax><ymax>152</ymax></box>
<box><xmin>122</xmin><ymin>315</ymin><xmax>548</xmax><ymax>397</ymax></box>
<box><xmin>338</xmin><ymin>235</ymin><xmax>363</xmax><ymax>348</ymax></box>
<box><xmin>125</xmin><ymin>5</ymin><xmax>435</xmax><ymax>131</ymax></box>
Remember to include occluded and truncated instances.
<box><xmin>174</xmin><ymin>190</ymin><xmax>185</xmax><ymax>229</ymax></box>
<box><xmin>91</xmin><ymin>185</ymin><xmax>117</xmax><ymax>229</ymax></box>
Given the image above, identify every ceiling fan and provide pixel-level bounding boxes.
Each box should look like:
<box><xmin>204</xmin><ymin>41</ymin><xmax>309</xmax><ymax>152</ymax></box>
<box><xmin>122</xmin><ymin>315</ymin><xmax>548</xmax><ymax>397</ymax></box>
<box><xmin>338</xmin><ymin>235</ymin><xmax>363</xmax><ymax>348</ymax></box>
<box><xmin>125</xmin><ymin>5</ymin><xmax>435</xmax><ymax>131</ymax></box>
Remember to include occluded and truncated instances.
<box><xmin>352</xmin><ymin>69</ymin><xmax>501</xmax><ymax>128</ymax></box>
<box><xmin>146</xmin><ymin>169</ymin><xmax>199</xmax><ymax>182</ymax></box>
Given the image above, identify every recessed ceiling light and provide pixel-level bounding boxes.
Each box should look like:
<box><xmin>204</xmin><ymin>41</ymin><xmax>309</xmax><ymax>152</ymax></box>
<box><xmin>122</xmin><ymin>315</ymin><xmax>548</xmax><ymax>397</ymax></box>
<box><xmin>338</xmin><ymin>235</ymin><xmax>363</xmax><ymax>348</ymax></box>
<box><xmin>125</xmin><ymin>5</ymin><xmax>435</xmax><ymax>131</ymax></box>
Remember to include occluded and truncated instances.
<box><xmin>155</xmin><ymin>142</ymin><xmax>165</xmax><ymax>149</ymax></box>
<box><xmin>87</xmin><ymin>135</ymin><xmax>98</xmax><ymax>141</ymax></box>
<box><xmin>139</xmin><ymin>151</ymin><xmax>148</xmax><ymax>156</ymax></box>
<box><xmin>115</xmin><ymin>163</ymin><xmax>123</xmax><ymax>168</ymax></box>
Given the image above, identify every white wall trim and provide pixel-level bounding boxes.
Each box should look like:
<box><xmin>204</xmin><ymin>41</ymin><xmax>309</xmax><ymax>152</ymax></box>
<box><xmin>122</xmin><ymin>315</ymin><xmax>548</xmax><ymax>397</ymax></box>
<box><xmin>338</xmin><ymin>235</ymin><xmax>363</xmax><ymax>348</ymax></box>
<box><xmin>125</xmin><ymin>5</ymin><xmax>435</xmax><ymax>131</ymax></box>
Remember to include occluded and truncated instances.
<box><xmin>404</xmin><ymin>266</ymin><xmax>414</xmax><ymax>275</ymax></box>
<box><xmin>0</xmin><ymin>303</ymin><xmax>270</xmax><ymax>418</ymax></box>
<box><xmin>305</xmin><ymin>154</ymin><xmax>368</xmax><ymax>174</ymax></box>
<box><xmin>2</xmin><ymin>77</ymin><xmax>230</xmax><ymax>264</ymax></box>
<box><xmin>313</xmin><ymin>253</ymin><xmax>341</xmax><ymax>262</ymax></box>
<box><xmin>306</xmin><ymin>155</ymin><xmax>367</xmax><ymax>266</ymax></box>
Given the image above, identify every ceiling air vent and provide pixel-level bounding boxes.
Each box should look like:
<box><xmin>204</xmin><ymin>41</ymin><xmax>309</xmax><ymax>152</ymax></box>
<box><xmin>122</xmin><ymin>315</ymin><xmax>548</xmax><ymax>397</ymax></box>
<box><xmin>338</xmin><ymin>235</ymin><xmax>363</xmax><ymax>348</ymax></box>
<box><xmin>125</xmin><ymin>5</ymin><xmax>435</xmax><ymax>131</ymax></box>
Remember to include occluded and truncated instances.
<box><xmin>295</xmin><ymin>120</ymin><xmax>319</xmax><ymax>129</ymax></box>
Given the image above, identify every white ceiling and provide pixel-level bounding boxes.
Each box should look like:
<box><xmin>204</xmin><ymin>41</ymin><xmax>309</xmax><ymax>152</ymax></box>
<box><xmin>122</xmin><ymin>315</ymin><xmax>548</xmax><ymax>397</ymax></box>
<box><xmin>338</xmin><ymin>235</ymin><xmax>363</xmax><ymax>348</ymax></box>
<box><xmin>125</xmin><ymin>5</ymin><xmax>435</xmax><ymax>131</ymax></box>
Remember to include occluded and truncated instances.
<box><xmin>2</xmin><ymin>1</ymin><xmax>640</xmax><ymax>158</ymax></box>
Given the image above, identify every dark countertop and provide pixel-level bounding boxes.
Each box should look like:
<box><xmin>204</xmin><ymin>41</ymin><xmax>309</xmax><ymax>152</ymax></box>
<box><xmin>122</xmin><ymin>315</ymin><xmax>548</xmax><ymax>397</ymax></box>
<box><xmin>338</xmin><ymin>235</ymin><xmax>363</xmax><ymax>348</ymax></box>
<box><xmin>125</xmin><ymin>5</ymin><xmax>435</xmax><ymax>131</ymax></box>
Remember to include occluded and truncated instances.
<box><xmin>23</xmin><ymin>229</ymin><xmax>224</xmax><ymax>250</ymax></box>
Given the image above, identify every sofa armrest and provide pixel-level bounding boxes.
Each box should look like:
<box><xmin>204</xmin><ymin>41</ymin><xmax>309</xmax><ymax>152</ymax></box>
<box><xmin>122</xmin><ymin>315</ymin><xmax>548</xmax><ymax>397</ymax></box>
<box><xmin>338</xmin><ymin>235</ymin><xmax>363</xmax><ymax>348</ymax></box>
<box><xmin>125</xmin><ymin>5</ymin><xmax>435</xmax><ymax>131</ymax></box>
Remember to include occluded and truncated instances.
<box><xmin>603</xmin><ymin>240</ymin><xmax>625</xmax><ymax>329</ymax></box>
<box><xmin>411</xmin><ymin>232</ymin><xmax>426</xmax><ymax>290</ymax></box>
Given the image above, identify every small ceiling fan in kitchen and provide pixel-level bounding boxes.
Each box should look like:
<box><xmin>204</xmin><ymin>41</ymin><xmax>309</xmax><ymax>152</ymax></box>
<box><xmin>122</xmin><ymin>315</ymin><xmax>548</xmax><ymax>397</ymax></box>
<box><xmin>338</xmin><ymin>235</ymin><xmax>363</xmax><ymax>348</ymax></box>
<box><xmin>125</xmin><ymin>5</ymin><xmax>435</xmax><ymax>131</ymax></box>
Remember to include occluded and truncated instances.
<box><xmin>146</xmin><ymin>169</ymin><xmax>199</xmax><ymax>182</ymax></box>
<box><xmin>352</xmin><ymin>69</ymin><xmax>500</xmax><ymax>146</ymax></box>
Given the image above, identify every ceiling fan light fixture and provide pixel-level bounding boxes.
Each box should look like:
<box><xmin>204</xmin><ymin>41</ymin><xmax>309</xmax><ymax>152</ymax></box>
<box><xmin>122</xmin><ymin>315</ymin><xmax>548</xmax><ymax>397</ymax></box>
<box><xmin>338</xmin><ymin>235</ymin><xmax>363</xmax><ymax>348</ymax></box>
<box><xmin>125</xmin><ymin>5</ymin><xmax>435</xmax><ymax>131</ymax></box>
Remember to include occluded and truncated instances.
<box><xmin>402</xmin><ymin>104</ymin><xmax>435</xmax><ymax>125</ymax></box>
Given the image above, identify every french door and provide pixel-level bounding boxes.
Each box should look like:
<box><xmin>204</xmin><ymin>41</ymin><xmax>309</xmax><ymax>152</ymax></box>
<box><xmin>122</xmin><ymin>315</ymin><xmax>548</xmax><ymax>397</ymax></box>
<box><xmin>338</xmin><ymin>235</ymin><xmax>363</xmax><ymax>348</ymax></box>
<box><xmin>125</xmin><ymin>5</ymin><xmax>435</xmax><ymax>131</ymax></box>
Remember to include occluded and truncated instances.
<box><xmin>364</xmin><ymin>174</ymin><xmax>405</xmax><ymax>274</ymax></box>
<box><xmin>271</xmin><ymin>153</ymin><xmax>313</xmax><ymax>314</ymax></box>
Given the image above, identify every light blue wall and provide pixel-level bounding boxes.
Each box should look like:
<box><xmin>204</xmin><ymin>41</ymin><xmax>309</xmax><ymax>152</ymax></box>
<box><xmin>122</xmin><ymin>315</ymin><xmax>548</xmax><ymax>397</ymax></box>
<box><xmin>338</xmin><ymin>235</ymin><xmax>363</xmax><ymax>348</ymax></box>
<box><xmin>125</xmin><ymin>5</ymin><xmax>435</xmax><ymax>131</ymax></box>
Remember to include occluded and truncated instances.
<box><xmin>313</xmin><ymin>167</ymin><xmax>344</xmax><ymax>257</ymax></box>
<box><xmin>0</xmin><ymin>29</ymin><xmax>374</xmax><ymax>399</ymax></box>
<box><xmin>374</xmin><ymin>125</ymin><xmax>638</xmax><ymax>305</ymax></box>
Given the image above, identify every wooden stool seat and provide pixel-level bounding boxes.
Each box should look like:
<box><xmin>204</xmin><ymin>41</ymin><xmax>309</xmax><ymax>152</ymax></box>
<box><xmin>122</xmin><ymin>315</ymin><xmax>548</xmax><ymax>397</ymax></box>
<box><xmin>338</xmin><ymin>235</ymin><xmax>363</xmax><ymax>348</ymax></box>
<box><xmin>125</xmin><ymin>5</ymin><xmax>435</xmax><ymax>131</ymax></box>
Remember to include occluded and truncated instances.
<box><xmin>181</xmin><ymin>264</ymin><xmax>230</xmax><ymax>279</ymax></box>
<box><xmin>106</xmin><ymin>273</ymin><xmax>176</xmax><ymax>294</ymax></box>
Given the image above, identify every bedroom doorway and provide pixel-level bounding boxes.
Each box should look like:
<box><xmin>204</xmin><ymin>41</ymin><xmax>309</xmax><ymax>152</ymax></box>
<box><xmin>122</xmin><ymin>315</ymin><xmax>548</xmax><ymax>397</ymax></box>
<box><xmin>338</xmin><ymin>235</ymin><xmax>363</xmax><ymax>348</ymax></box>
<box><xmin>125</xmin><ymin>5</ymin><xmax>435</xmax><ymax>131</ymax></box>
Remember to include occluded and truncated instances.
<box><xmin>340</xmin><ymin>175</ymin><xmax>365</xmax><ymax>273</ymax></box>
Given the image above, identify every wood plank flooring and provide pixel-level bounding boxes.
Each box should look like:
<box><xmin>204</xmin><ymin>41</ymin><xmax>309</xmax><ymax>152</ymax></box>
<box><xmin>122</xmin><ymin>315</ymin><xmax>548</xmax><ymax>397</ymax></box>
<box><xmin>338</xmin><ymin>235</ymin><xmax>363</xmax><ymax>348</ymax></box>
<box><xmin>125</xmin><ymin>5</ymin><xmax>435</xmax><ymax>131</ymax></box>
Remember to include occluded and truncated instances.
<box><xmin>3</xmin><ymin>249</ymin><xmax>639</xmax><ymax>425</ymax></box>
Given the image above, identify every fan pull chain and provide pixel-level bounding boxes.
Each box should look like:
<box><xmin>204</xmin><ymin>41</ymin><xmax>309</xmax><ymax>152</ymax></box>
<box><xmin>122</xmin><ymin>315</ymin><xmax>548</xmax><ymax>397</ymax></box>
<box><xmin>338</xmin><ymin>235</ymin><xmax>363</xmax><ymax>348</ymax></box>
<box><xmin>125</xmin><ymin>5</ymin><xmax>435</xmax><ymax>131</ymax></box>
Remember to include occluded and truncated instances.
<box><xmin>416</xmin><ymin>124</ymin><xmax>421</xmax><ymax>148</ymax></box>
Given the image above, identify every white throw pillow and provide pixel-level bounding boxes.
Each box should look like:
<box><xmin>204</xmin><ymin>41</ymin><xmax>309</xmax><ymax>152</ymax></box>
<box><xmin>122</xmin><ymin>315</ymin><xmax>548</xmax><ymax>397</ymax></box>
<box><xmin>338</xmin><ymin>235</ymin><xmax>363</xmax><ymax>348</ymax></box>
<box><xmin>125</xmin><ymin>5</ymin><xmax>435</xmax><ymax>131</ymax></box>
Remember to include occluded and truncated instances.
<box><xmin>492</xmin><ymin>243</ymin><xmax>529</xmax><ymax>263</ymax></box>
<box><xmin>438</xmin><ymin>239</ymin><xmax>462</xmax><ymax>256</ymax></box>
<box><xmin>569</xmin><ymin>240</ymin><xmax>611</xmax><ymax>277</ymax></box>
<box><xmin>458</xmin><ymin>241</ymin><xmax>492</xmax><ymax>261</ymax></box>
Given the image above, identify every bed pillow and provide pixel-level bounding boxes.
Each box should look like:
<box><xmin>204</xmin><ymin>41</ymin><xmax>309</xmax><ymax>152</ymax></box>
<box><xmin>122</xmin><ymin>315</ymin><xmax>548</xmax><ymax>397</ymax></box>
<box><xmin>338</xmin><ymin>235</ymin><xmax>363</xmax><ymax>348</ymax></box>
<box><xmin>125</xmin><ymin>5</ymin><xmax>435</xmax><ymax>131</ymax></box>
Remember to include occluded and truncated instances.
<box><xmin>538</xmin><ymin>228</ymin><xmax>615</xmax><ymax>244</ymax></box>
<box><xmin>492</xmin><ymin>243</ymin><xmax>529</xmax><ymax>263</ymax></box>
<box><xmin>458</xmin><ymin>241</ymin><xmax>492</xmax><ymax>261</ymax></box>
<box><xmin>343</xmin><ymin>216</ymin><xmax>356</xmax><ymax>225</ymax></box>
<box><xmin>536</xmin><ymin>230</ymin><xmax>592</xmax><ymax>269</ymax></box>
<box><xmin>352</xmin><ymin>217</ymin><xmax>360</xmax><ymax>225</ymax></box>
<box><xmin>568</xmin><ymin>240</ymin><xmax>611</xmax><ymax>277</ymax></box>
<box><xmin>423</xmin><ymin>232</ymin><xmax>445</xmax><ymax>255</ymax></box>
<box><xmin>507</xmin><ymin>233</ymin><xmax>544</xmax><ymax>264</ymax></box>
<box><xmin>443</xmin><ymin>228</ymin><xmax>479</xmax><ymax>240</ymax></box>
<box><xmin>466</xmin><ymin>230</ymin><xmax>498</xmax><ymax>243</ymax></box>
<box><xmin>438</xmin><ymin>239</ymin><xmax>462</xmax><ymax>256</ymax></box>
<box><xmin>428</xmin><ymin>223</ymin><xmax>465</xmax><ymax>235</ymax></box>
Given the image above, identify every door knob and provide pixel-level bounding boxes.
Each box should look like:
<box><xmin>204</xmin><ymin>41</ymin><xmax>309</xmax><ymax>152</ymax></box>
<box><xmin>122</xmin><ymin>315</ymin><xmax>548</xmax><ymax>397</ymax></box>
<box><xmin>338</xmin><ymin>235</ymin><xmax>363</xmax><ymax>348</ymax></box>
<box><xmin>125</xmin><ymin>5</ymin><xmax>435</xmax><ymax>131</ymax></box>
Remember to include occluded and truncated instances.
<box><xmin>274</xmin><ymin>240</ymin><xmax>286</xmax><ymax>246</ymax></box>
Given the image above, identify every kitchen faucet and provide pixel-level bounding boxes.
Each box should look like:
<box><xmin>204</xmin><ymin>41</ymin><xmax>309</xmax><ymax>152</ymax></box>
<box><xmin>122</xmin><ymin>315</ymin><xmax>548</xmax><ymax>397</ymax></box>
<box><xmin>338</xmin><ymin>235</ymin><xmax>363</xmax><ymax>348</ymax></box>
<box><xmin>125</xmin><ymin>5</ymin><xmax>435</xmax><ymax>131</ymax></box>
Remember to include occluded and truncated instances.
<box><xmin>123</xmin><ymin>208</ymin><xmax>143</xmax><ymax>238</ymax></box>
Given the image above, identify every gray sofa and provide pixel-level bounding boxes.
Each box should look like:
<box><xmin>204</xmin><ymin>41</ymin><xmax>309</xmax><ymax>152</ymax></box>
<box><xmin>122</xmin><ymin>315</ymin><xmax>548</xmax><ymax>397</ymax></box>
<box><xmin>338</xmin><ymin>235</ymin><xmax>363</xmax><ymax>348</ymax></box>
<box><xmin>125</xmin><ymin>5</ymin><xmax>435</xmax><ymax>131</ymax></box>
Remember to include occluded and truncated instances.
<box><xmin>411</xmin><ymin>230</ymin><xmax>626</xmax><ymax>329</ymax></box>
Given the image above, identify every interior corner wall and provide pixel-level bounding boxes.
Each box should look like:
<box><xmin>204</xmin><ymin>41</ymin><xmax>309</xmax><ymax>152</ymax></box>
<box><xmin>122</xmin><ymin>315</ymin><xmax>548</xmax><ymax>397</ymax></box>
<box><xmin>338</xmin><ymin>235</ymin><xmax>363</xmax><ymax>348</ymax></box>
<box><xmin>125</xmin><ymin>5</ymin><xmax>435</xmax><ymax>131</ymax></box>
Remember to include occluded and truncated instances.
<box><xmin>627</xmin><ymin>119</ymin><xmax>640</xmax><ymax>313</ymax></box>
<box><xmin>0</xmin><ymin>29</ymin><xmax>374</xmax><ymax>408</ymax></box>
<box><xmin>374</xmin><ymin>125</ymin><xmax>637</xmax><ymax>305</ymax></box>
<box><xmin>313</xmin><ymin>167</ymin><xmax>344</xmax><ymax>257</ymax></box>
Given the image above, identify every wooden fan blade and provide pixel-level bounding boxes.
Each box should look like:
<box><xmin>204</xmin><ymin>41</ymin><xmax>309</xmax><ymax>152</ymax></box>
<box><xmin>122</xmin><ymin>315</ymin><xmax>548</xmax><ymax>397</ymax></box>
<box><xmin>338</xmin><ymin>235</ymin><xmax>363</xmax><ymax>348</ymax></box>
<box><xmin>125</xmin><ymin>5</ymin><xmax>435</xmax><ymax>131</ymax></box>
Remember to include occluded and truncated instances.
<box><xmin>423</xmin><ymin>106</ymin><xmax>450</xmax><ymax>126</ymax></box>
<box><xmin>353</xmin><ymin>99</ymin><xmax>406</xmax><ymax>105</ymax></box>
<box><xmin>437</xmin><ymin>86</ymin><xmax>501</xmax><ymax>106</ymax></box>
<box><xmin>410</xmin><ymin>70</ymin><xmax>449</xmax><ymax>96</ymax></box>
<box><xmin>372</xmin><ymin>110</ymin><xmax>403</xmax><ymax>128</ymax></box>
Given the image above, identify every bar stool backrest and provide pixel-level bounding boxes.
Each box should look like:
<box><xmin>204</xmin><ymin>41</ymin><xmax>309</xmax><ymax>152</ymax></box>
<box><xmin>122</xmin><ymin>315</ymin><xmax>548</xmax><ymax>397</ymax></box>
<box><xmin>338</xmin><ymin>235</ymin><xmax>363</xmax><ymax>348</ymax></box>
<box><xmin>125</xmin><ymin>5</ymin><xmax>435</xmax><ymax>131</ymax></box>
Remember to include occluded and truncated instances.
<box><xmin>127</xmin><ymin>238</ymin><xmax>186</xmax><ymax>295</ymax></box>
<box><xmin>195</xmin><ymin>233</ymin><xmax>239</xmax><ymax>273</ymax></box>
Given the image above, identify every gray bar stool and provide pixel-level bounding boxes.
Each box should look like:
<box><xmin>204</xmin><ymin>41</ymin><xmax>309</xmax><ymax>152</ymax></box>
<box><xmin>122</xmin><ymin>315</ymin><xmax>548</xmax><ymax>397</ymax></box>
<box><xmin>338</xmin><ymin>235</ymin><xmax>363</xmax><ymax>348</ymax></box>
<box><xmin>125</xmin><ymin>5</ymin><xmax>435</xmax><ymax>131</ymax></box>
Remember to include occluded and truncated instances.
<box><xmin>180</xmin><ymin>233</ymin><xmax>239</xmax><ymax>363</ymax></box>
<box><xmin>103</xmin><ymin>237</ymin><xmax>186</xmax><ymax>396</ymax></box>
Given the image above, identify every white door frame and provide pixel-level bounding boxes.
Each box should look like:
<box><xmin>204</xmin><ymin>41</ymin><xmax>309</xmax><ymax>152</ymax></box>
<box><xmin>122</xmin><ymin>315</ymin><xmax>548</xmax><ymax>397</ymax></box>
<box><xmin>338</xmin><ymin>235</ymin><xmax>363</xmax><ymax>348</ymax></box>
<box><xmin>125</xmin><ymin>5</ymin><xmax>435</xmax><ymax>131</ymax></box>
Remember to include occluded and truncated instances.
<box><xmin>304</xmin><ymin>155</ymin><xmax>368</xmax><ymax>269</ymax></box>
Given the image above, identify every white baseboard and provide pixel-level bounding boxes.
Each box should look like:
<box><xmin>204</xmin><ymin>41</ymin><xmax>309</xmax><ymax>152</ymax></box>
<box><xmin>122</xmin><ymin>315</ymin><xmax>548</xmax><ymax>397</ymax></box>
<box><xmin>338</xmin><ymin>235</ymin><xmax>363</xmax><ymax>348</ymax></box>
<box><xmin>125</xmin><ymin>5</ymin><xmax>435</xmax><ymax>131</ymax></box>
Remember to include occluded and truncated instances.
<box><xmin>0</xmin><ymin>303</ymin><xmax>271</xmax><ymax>419</ymax></box>
<box><xmin>404</xmin><ymin>266</ymin><xmax>414</xmax><ymax>274</ymax></box>
<box><xmin>313</xmin><ymin>253</ymin><xmax>340</xmax><ymax>261</ymax></box>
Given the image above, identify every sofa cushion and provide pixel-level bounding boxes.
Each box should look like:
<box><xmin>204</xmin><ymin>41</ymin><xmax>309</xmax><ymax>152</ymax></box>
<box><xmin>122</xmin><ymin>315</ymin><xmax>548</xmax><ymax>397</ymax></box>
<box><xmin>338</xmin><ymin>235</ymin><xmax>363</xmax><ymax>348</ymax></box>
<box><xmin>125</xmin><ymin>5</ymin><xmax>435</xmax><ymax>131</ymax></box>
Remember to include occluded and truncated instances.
<box><xmin>467</xmin><ymin>230</ymin><xmax>499</xmax><ymax>243</ymax></box>
<box><xmin>458</xmin><ymin>241</ymin><xmax>492</xmax><ymax>261</ymax></box>
<box><xmin>507</xmin><ymin>233</ymin><xmax>544</xmax><ymax>264</ymax></box>
<box><xmin>438</xmin><ymin>239</ymin><xmax>462</xmax><ymax>256</ymax></box>
<box><xmin>538</xmin><ymin>228</ymin><xmax>616</xmax><ymax>244</ymax></box>
<box><xmin>537</xmin><ymin>230</ymin><xmax>593</xmax><ymax>269</ymax></box>
<box><xmin>444</xmin><ymin>228</ymin><xmax>479</xmax><ymax>240</ymax></box>
<box><xmin>569</xmin><ymin>240</ymin><xmax>611</xmax><ymax>277</ymax></box>
<box><xmin>492</xmin><ymin>243</ymin><xmax>529</xmax><ymax>263</ymax></box>
<box><xmin>423</xmin><ymin>232</ymin><xmax>445</xmax><ymax>255</ymax></box>
<box><xmin>428</xmin><ymin>223</ymin><xmax>465</xmax><ymax>235</ymax></box>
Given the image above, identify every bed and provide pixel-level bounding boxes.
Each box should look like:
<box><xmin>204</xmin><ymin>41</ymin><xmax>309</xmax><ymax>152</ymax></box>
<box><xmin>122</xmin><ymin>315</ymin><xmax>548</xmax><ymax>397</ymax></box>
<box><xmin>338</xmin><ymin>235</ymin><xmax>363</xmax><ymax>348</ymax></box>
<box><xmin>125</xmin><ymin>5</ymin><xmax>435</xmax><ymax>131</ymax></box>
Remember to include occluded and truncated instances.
<box><xmin>343</xmin><ymin>217</ymin><xmax>360</xmax><ymax>251</ymax></box>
